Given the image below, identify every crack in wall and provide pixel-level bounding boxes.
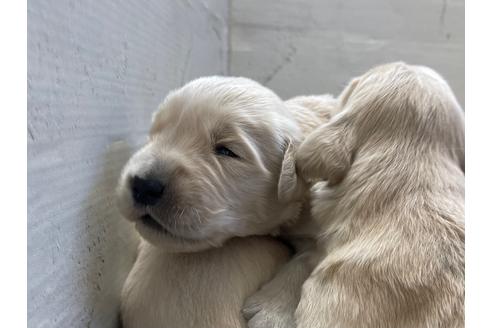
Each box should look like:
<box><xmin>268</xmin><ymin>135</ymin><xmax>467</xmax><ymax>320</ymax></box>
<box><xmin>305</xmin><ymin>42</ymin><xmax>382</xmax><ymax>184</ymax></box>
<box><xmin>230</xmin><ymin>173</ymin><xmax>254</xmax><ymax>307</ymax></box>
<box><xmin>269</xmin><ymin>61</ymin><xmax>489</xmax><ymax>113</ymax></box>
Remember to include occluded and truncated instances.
<box><xmin>181</xmin><ymin>40</ymin><xmax>193</xmax><ymax>85</ymax></box>
<box><xmin>440</xmin><ymin>0</ymin><xmax>448</xmax><ymax>30</ymax></box>
<box><xmin>263</xmin><ymin>44</ymin><xmax>297</xmax><ymax>85</ymax></box>
<box><xmin>28</xmin><ymin>125</ymin><xmax>35</xmax><ymax>142</ymax></box>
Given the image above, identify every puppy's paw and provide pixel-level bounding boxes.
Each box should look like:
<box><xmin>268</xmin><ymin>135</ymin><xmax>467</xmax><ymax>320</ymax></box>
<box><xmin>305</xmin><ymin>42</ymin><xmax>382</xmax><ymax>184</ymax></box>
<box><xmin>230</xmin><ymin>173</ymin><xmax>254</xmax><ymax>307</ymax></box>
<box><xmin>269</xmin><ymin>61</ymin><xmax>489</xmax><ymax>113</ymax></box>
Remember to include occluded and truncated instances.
<box><xmin>242</xmin><ymin>291</ymin><xmax>296</xmax><ymax>328</ymax></box>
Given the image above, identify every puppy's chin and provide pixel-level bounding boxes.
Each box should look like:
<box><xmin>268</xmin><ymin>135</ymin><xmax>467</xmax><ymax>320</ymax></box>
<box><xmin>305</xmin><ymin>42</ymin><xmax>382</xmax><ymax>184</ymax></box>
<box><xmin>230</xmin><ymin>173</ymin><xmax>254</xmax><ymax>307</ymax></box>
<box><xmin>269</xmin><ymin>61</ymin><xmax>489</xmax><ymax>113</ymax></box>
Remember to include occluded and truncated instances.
<box><xmin>134</xmin><ymin>217</ymin><xmax>224</xmax><ymax>253</ymax></box>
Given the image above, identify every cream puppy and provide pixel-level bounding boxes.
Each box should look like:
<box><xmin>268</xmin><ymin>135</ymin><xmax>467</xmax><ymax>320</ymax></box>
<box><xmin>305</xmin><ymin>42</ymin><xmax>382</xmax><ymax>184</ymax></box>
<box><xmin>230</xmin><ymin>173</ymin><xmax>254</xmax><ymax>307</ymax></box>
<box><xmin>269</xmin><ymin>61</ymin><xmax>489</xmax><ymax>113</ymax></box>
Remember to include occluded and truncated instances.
<box><xmin>247</xmin><ymin>62</ymin><xmax>465</xmax><ymax>328</ymax></box>
<box><xmin>295</xmin><ymin>63</ymin><xmax>465</xmax><ymax>328</ymax></box>
<box><xmin>116</xmin><ymin>76</ymin><xmax>333</xmax><ymax>328</ymax></box>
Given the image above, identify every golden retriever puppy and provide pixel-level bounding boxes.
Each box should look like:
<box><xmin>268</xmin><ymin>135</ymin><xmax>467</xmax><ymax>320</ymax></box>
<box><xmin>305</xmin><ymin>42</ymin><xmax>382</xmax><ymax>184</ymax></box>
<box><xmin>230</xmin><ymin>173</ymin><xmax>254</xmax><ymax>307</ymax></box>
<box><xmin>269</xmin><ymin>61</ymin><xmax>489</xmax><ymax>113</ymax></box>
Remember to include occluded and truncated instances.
<box><xmin>297</xmin><ymin>62</ymin><xmax>465</xmax><ymax>327</ymax></box>
<box><xmin>116</xmin><ymin>76</ymin><xmax>334</xmax><ymax>328</ymax></box>
<box><xmin>244</xmin><ymin>62</ymin><xmax>464</xmax><ymax>328</ymax></box>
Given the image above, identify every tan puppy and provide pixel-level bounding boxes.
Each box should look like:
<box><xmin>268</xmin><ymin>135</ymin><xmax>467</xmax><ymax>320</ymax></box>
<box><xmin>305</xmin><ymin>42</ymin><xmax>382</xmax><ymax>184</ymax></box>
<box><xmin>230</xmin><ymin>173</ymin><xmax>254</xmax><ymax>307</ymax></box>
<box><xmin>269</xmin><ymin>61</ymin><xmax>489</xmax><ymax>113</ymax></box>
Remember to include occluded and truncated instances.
<box><xmin>116</xmin><ymin>76</ymin><xmax>333</xmax><ymax>328</ymax></box>
<box><xmin>244</xmin><ymin>62</ymin><xmax>465</xmax><ymax>328</ymax></box>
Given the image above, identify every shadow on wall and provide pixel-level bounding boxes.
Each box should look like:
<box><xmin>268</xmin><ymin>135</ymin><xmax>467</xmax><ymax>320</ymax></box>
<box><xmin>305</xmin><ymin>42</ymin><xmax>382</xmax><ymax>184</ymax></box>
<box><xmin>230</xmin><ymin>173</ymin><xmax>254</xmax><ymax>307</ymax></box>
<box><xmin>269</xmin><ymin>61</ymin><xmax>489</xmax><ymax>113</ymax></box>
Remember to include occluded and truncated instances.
<box><xmin>80</xmin><ymin>141</ymin><xmax>139</xmax><ymax>328</ymax></box>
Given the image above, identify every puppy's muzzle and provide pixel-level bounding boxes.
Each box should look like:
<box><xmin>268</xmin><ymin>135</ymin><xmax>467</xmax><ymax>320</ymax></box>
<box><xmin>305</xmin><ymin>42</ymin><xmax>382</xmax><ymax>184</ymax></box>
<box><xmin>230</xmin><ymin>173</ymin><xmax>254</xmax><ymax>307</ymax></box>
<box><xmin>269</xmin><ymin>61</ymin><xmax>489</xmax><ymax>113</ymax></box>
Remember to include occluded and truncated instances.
<box><xmin>131</xmin><ymin>175</ymin><xmax>165</xmax><ymax>206</ymax></box>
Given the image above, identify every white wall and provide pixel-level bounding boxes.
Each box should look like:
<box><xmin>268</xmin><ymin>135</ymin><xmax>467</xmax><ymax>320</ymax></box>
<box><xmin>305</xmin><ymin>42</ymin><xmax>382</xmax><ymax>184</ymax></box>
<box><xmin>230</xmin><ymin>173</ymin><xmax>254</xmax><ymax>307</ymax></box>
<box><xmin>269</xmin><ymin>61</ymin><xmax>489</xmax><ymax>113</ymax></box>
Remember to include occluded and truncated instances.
<box><xmin>230</xmin><ymin>0</ymin><xmax>464</xmax><ymax>106</ymax></box>
<box><xmin>27</xmin><ymin>1</ymin><xmax>228</xmax><ymax>327</ymax></box>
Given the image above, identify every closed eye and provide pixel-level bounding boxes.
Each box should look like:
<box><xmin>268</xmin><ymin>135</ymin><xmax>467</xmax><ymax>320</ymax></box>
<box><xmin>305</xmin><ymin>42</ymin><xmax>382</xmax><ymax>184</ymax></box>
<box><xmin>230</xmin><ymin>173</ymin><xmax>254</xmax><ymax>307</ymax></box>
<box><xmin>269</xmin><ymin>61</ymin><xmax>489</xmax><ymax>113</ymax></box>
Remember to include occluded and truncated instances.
<box><xmin>215</xmin><ymin>145</ymin><xmax>239</xmax><ymax>158</ymax></box>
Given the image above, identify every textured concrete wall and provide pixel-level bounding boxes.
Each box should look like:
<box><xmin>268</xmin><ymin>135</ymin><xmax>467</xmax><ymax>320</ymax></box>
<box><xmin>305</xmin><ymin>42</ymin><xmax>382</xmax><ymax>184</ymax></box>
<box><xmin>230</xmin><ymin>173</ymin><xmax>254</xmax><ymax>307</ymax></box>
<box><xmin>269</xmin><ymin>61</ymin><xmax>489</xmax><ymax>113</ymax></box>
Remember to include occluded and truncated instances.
<box><xmin>230</xmin><ymin>0</ymin><xmax>465</xmax><ymax>106</ymax></box>
<box><xmin>27</xmin><ymin>1</ymin><xmax>228</xmax><ymax>327</ymax></box>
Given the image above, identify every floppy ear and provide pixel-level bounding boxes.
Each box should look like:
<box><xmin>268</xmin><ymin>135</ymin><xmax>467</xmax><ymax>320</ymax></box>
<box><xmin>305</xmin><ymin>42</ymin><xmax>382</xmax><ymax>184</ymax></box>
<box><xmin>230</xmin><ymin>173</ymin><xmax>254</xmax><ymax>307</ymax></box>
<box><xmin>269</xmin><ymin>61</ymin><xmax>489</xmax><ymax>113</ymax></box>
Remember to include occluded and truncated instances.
<box><xmin>339</xmin><ymin>77</ymin><xmax>360</xmax><ymax>107</ymax></box>
<box><xmin>296</xmin><ymin>121</ymin><xmax>354</xmax><ymax>185</ymax></box>
<box><xmin>278</xmin><ymin>140</ymin><xmax>307</xmax><ymax>203</ymax></box>
<box><xmin>149</xmin><ymin>104</ymin><xmax>168</xmax><ymax>135</ymax></box>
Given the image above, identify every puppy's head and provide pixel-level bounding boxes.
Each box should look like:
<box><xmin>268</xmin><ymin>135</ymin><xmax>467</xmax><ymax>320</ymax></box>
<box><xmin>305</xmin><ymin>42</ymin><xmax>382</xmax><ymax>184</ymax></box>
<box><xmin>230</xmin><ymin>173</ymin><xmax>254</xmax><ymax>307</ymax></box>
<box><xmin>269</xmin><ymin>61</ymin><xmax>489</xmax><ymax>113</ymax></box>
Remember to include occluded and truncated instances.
<box><xmin>116</xmin><ymin>77</ymin><xmax>305</xmax><ymax>252</ymax></box>
<box><xmin>297</xmin><ymin>62</ymin><xmax>465</xmax><ymax>184</ymax></box>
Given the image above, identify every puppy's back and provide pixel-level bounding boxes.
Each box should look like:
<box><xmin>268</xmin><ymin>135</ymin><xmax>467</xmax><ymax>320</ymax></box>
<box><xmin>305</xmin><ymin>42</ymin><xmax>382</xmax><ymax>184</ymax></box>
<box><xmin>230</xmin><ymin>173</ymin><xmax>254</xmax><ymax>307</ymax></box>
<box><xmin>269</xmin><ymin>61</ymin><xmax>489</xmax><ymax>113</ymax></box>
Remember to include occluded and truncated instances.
<box><xmin>295</xmin><ymin>63</ymin><xmax>465</xmax><ymax>328</ymax></box>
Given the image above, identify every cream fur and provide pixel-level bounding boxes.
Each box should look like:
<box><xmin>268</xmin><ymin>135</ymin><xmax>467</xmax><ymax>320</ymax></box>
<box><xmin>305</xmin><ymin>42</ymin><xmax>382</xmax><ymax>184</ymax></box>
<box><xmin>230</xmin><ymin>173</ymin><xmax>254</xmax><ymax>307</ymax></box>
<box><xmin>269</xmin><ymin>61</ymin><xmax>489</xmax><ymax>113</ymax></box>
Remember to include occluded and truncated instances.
<box><xmin>241</xmin><ymin>96</ymin><xmax>338</xmax><ymax>327</ymax></box>
<box><xmin>121</xmin><ymin>237</ymin><xmax>289</xmax><ymax>328</ymax></box>
<box><xmin>116</xmin><ymin>76</ymin><xmax>334</xmax><ymax>328</ymax></box>
<box><xmin>245</xmin><ymin>62</ymin><xmax>465</xmax><ymax>328</ymax></box>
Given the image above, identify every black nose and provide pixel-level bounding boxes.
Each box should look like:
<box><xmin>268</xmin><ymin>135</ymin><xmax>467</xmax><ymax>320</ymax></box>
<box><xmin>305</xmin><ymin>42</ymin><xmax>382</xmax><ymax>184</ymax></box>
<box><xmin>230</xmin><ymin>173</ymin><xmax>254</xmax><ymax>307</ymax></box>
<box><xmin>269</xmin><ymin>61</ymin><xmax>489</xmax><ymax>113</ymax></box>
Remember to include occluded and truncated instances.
<box><xmin>131</xmin><ymin>176</ymin><xmax>165</xmax><ymax>206</ymax></box>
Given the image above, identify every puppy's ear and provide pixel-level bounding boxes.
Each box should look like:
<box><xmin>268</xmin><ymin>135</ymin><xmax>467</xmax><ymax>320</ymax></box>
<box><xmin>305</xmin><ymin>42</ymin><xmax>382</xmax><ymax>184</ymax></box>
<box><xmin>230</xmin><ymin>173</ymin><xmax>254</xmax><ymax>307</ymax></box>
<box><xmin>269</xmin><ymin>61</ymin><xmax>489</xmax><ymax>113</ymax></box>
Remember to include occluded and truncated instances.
<box><xmin>278</xmin><ymin>140</ymin><xmax>307</xmax><ymax>203</ymax></box>
<box><xmin>296</xmin><ymin>121</ymin><xmax>354</xmax><ymax>185</ymax></box>
<box><xmin>149</xmin><ymin>106</ymin><xmax>167</xmax><ymax>135</ymax></box>
<box><xmin>339</xmin><ymin>77</ymin><xmax>360</xmax><ymax>107</ymax></box>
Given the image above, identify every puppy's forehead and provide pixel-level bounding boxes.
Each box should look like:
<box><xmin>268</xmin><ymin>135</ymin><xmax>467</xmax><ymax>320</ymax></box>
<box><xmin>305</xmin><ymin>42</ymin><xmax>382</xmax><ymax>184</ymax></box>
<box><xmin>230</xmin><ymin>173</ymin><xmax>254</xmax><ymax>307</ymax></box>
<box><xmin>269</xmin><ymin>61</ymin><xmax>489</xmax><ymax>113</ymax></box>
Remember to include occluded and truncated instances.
<box><xmin>151</xmin><ymin>86</ymin><xmax>280</xmax><ymax>136</ymax></box>
<box><xmin>150</xmin><ymin>97</ymin><xmax>244</xmax><ymax>137</ymax></box>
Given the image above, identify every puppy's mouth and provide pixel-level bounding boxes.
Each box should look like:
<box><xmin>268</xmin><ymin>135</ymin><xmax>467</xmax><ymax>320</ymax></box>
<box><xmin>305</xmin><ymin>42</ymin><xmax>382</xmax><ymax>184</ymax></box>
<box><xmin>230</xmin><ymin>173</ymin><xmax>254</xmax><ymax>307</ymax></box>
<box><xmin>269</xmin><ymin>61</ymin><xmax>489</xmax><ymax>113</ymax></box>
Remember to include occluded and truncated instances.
<box><xmin>140</xmin><ymin>214</ymin><xmax>165</xmax><ymax>232</ymax></box>
<box><xmin>139</xmin><ymin>214</ymin><xmax>194</xmax><ymax>241</ymax></box>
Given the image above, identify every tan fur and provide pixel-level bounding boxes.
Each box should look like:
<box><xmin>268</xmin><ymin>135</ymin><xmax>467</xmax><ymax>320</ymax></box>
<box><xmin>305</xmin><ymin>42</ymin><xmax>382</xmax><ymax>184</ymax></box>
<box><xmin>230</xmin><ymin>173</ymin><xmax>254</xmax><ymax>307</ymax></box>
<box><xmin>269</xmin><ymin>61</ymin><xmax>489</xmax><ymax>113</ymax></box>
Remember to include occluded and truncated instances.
<box><xmin>244</xmin><ymin>63</ymin><xmax>464</xmax><ymax>328</ymax></box>
<box><xmin>294</xmin><ymin>63</ymin><xmax>464</xmax><ymax>328</ymax></box>
<box><xmin>242</xmin><ymin>95</ymin><xmax>338</xmax><ymax>327</ymax></box>
<box><xmin>116</xmin><ymin>77</ymin><xmax>334</xmax><ymax>328</ymax></box>
<box><xmin>121</xmin><ymin>237</ymin><xmax>289</xmax><ymax>328</ymax></box>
